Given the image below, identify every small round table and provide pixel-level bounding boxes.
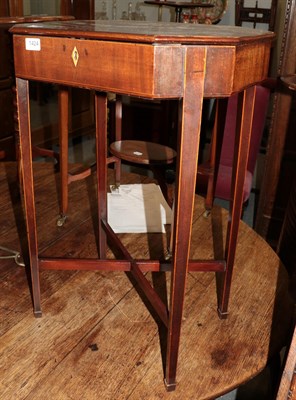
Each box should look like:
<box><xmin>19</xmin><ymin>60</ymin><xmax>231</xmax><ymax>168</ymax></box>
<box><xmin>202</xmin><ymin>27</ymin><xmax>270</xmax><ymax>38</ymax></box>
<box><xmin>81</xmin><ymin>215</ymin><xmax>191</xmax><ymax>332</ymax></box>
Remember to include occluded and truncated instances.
<box><xmin>144</xmin><ymin>0</ymin><xmax>214</xmax><ymax>22</ymax></box>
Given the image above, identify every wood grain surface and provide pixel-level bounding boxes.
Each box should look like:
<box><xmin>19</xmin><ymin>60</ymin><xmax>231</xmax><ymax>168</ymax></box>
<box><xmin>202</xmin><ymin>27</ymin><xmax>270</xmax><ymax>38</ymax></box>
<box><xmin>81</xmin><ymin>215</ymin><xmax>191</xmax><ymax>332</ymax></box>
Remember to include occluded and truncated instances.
<box><xmin>0</xmin><ymin>162</ymin><xmax>293</xmax><ymax>399</ymax></box>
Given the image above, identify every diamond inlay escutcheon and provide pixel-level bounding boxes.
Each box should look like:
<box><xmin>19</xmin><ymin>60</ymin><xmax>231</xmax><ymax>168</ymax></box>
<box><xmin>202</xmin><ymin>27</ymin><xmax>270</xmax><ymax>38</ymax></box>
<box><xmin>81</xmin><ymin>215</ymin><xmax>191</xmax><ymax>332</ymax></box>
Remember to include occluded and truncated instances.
<box><xmin>71</xmin><ymin>46</ymin><xmax>79</xmax><ymax>67</ymax></box>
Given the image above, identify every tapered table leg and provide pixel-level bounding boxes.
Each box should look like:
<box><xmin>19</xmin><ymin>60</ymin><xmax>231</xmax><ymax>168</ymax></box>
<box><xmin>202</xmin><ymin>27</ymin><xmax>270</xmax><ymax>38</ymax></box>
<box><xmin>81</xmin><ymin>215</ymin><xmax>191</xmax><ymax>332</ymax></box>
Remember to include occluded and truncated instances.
<box><xmin>218</xmin><ymin>85</ymin><xmax>257</xmax><ymax>318</ymax></box>
<box><xmin>95</xmin><ymin>92</ymin><xmax>108</xmax><ymax>259</ymax></box>
<box><xmin>165</xmin><ymin>46</ymin><xmax>206</xmax><ymax>390</ymax></box>
<box><xmin>204</xmin><ymin>98</ymin><xmax>228</xmax><ymax>213</ymax></box>
<box><xmin>16</xmin><ymin>77</ymin><xmax>42</xmax><ymax>317</ymax></box>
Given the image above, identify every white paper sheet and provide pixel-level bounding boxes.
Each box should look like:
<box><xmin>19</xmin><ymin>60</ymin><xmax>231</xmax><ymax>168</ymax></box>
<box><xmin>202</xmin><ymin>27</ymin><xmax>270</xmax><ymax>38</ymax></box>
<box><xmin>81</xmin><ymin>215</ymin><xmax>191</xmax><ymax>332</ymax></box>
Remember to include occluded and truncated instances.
<box><xmin>107</xmin><ymin>184</ymin><xmax>172</xmax><ymax>233</ymax></box>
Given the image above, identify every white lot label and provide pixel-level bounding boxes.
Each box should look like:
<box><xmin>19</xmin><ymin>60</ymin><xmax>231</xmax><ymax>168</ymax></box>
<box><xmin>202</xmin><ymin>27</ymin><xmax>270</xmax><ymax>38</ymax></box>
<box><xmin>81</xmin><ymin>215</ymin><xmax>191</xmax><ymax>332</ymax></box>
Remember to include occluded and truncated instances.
<box><xmin>25</xmin><ymin>38</ymin><xmax>41</xmax><ymax>51</ymax></box>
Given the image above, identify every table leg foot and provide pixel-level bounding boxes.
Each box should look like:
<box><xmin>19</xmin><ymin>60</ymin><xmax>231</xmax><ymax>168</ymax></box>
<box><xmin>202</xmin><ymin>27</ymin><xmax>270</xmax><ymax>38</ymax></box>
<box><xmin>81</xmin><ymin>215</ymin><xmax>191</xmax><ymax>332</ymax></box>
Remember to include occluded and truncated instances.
<box><xmin>217</xmin><ymin>308</ymin><xmax>229</xmax><ymax>320</ymax></box>
<box><xmin>34</xmin><ymin>310</ymin><xmax>42</xmax><ymax>318</ymax></box>
<box><xmin>164</xmin><ymin>379</ymin><xmax>177</xmax><ymax>392</ymax></box>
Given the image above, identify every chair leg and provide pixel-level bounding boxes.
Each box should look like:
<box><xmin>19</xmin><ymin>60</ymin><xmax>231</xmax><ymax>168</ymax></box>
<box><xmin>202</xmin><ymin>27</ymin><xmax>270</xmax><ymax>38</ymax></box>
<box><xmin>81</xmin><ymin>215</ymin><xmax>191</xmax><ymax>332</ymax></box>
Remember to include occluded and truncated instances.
<box><xmin>108</xmin><ymin>96</ymin><xmax>123</xmax><ymax>191</ymax></box>
<box><xmin>114</xmin><ymin>157</ymin><xmax>121</xmax><ymax>188</ymax></box>
<box><xmin>107</xmin><ymin>155</ymin><xmax>121</xmax><ymax>192</ymax></box>
<box><xmin>57</xmin><ymin>85</ymin><xmax>70</xmax><ymax>226</ymax></box>
<box><xmin>56</xmin><ymin>87</ymin><xmax>99</xmax><ymax>224</ymax></box>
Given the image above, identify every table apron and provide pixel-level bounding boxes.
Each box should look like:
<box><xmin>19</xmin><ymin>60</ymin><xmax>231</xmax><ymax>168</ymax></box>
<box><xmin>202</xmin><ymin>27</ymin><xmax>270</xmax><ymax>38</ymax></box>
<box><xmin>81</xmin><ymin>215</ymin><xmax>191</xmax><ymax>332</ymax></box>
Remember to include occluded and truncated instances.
<box><xmin>13</xmin><ymin>35</ymin><xmax>271</xmax><ymax>98</ymax></box>
<box><xmin>13</xmin><ymin>36</ymin><xmax>184</xmax><ymax>98</ymax></box>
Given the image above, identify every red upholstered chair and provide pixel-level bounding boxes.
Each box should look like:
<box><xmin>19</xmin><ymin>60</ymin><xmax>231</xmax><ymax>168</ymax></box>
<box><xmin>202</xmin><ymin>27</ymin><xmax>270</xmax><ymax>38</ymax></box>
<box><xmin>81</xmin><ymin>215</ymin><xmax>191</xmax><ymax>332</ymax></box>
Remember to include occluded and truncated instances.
<box><xmin>194</xmin><ymin>0</ymin><xmax>276</xmax><ymax>217</ymax></box>
<box><xmin>196</xmin><ymin>83</ymin><xmax>271</xmax><ymax>214</ymax></box>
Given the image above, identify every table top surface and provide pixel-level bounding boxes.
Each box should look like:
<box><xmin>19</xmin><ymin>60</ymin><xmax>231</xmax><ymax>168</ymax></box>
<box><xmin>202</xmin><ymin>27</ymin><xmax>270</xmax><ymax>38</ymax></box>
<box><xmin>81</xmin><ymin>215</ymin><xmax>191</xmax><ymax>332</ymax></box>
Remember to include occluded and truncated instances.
<box><xmin>10</xmin><ymin>19</ymin><xmax>274</xmax><ymax>45</ymax></box>
<box><xmin>0</xmin><ymin>162</ymin><xmax>293</xmax><ymax>399</ymax></box>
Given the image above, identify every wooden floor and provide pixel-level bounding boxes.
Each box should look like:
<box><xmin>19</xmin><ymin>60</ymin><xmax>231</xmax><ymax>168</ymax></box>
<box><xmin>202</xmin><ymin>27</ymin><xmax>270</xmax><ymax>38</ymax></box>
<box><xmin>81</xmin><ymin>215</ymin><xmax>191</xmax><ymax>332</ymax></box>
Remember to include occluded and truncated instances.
<box><xmin>0</xmin><ymin>162</ymin><xmax>294</xmax><ymax>400</ymax></box>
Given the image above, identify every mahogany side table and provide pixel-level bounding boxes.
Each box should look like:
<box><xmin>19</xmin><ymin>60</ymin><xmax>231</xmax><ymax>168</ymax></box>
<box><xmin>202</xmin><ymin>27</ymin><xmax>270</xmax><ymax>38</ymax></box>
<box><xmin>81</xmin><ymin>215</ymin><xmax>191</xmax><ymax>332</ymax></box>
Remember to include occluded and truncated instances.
<box><xmin>11</xmin><ymin>20</ymin><xmax>274</xmax><ymax>390</ymax></box>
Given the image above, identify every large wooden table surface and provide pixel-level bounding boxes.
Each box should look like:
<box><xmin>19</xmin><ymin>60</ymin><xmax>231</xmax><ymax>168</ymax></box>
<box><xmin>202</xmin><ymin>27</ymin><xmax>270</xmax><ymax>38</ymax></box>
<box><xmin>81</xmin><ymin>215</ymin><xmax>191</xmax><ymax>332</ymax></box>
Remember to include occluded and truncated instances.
<box><xmin>0</xmin><ymin>162</ymin><xmax>293</xmax><ymax>399</ymax></box>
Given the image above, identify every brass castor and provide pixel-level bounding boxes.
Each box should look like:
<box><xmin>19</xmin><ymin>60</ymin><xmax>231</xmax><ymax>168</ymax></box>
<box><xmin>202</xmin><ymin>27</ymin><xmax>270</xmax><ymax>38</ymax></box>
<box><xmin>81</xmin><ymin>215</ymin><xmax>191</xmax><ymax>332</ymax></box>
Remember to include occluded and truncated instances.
<box><xmin>203</xmin><ymin>209</ymin><xmax>211</xmax><ymax>218</ymax></box>
<box><xmin>57</xmin><ymin>214</ymin><xmax>67</xmax><ymax>227</ymax></box>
